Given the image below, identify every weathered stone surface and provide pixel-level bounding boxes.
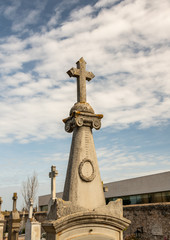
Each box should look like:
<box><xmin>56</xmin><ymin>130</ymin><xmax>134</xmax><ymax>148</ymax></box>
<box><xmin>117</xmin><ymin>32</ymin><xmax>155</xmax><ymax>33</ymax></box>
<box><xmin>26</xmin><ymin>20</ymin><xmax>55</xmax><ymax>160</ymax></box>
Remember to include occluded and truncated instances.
<box><xmin>62</xmin><ymin>125</ymin><xmax>105</xmax><ymax>209</ymax></box>
<box><xmin>63</xmin><ymin>111</ymin><xmax>103</xmax><ymax>133</ymax></box>
<box><xmin>0</xmin><ymin>225</ymin><xmax>4</xmax><ymax>240</ymax></box>
<box><xmin>47</xmin><ymin>198</ymin><xmax>86</xmax><ymax>220</ymax></box>
<box><xmin>8</xmin><ymin>193</ymin><xmax>20</xmax><ymax>240</ymax></box>
<box><xmin>48</xmin><ymin>166</ymin><xmax>58</xmax><ymax>213</ymax></box>
<box><xmin>70</xmin><ymin>102</ymin><xmax>94</xmax><ymax>115</ymax></box>
<box><xmin>152</xmin><ymin>222</ymin><xmax>163</xmax><ymax>236</ymax></box>
<box><xmin>47</xmin><ymin>198</ymin><xmax>124</xmax><ymax>220</ymax></box>
<box><xmin>95</xmin><ymin>199</ymin><xmax>124</xmax><ymax>218</ymax></box>
<box><xmin>19</xmin><ymin>209</ymin><xmax>26</xmax><ymax>233</ymax></box>
<box><xmin>49</xmin><ymin>166</ymin><xmax>58</xmax><ymax>201</ymax></box>
<box><xmin>43</xmin><ymin>198</ymin><xmax>130</xmax><ymax>239</ymax></box>
<box><xmin>67</xmin><ymin>57</ymin><xmax>94</xmax><ymax>103</ymax></box>
<box><xmin>25</xmin><ymin>220</ymin><xmax>41</xmax><ymax>240</ymax></box>
<box><xmin>43</xmin><ymin>210</ymin><xmax>129</xmax><ymax>240</ymax></box>
<box><xmin>28</xmin><ymin>198</ymin><xmax>33</xmax><ymax>219</ymax></box>
<box><xmin>25</xmin><ymin>198</ymin><xmax>41</xmax><ymax>240</ymax></box>
<box><xmin>123</xmin><ymin>203</ymin><xmax>170</xmax><ymax>240</ymax></box>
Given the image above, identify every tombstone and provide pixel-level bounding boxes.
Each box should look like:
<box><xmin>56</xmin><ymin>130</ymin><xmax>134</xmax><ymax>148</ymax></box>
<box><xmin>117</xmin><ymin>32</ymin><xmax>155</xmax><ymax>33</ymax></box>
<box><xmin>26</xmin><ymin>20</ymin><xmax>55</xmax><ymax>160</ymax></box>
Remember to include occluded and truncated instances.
<box><xmin>0</xmin><ymin>197</ymin><xmax>5</xmax><ymax>240</ymax></box>
<box><xmin>8</xmin><ymin>193</ymin><xmax>20</xmax><ymax>240</ymax></box>
<box><xmin>48</xmin><ymin>166</ymin><xmax>58</xmax><ymax>213</ymax></box>
<box><xmin>42</xmin><ymin>58</ymin><xmax>130</xmax><ymax>240</ymax></box>
<box><xmin>25</xmin><ymin>198</ymin><xmax>41</xmax><ymax>240</ymax></box>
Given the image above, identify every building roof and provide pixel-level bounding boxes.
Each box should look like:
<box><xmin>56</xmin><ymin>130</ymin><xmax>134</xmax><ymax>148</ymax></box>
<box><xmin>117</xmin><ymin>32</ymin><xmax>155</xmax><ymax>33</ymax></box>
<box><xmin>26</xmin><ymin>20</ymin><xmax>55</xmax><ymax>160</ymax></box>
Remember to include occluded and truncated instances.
<box><xmin>104</xmin><ymin>171</ymin><xmax>170</xmax><ymax>198</ymax></box>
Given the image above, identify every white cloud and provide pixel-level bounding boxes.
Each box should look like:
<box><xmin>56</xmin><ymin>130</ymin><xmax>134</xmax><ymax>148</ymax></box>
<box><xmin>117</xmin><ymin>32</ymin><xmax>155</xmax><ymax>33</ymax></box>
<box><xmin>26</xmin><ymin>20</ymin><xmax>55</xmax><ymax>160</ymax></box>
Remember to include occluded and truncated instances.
<box><xmin>97</xmin><ymin>145</ymin><xmax>170</xmax><ymax>183</ymax></box>
<box><xmin>0</xmin><ymin>0</ymin><xmax>170</xmax><ymax>143</ymax></box>
<box><xmin>95</xmin><ymin>0</ymin><xmax>119</xmax><ymax>8</ymax></box>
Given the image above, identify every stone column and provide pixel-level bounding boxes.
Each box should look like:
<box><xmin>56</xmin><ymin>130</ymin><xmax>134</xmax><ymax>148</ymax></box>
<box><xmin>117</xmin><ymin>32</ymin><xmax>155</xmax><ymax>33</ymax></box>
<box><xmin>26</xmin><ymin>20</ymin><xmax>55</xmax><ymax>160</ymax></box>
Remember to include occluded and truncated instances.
<box><xmin>25</xmin><ymin>198</ymin><xmax>41</xmax><ymax>240</ymax></box>
<box><xmin>0</xmin><ymin>197</ymin><xmax>5</xmax><ymax>240</ymax></box>
<box><xmin>28</xmin><ymin>198</ymin><xmax>33</xmax><ymax>219</ymax></box>
<box><xmin>8</xmin><ymin>193</ymin><xmax>20</xmax><ymax>240</ymax></box>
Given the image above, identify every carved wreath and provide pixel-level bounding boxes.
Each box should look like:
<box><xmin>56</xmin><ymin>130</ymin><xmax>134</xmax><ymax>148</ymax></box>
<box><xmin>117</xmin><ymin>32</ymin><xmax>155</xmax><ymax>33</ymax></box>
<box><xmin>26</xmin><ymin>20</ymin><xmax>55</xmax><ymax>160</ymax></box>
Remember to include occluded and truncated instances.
<box><xmin>78</xmin><ymin>159</ymin><xmax>96</xmax><ymax>182</ymax></box>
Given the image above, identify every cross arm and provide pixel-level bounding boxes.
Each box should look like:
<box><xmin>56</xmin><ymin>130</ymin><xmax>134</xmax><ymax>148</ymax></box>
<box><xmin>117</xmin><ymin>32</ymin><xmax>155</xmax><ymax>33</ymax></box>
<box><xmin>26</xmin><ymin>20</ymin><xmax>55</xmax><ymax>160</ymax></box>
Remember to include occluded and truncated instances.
<box><xmin>67</xmin><ymin>67</ymin><xmax>80</xmax><ymax>78</ymax></box>
<box><xmin>86</xmin><ymin>71</ymin><xmax>95</xmax><ymax>81</ymax></box>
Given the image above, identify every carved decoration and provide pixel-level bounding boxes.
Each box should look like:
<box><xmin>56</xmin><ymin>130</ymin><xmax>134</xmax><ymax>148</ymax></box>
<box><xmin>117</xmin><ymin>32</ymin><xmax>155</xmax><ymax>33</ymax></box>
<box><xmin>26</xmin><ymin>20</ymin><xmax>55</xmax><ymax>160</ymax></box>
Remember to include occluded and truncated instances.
<box><xmin>79</xmin><ymin>159</ymin><xmax>96</xmax><ymax>182</ymax></box>
<box><xmin>63</xmin><ymin>111</ymin><xmax>103</xmax><ymax>133</ymax></box>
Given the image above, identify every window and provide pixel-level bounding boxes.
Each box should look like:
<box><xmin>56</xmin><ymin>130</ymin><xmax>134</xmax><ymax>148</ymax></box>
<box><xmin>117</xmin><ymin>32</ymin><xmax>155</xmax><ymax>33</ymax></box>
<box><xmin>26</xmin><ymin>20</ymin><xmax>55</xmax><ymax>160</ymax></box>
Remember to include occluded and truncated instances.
<box><xmin>162</xmin><ymin>191</ymin><xmax>170</xmax><ymax>202</ymax></box>
<box><xmin>40</xmin><ymin>205</ymin><xmax>48</xmax><ymax>211</ymax></box>
<box><xmin>105</xmin><ymin>191</ymin><xmax>170</xmax><ymax>205</ymax></box>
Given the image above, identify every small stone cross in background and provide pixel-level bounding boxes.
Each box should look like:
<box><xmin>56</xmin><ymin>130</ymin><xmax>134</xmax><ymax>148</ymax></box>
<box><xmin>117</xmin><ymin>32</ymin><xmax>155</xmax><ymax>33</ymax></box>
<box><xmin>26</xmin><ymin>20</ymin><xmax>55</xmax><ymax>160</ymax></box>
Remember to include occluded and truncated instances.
<box><xmin>28</xmin><ymin>198</ymin><xmax>33</xmax><ymax>219</ymax></box>
<box><xmin>49</xmin><ymin>166</ymin><xmax>58</xmax><ymax>200</ymax></box>
<box><xmin>67</xmin><ymin>57</ymin><xmax>95</xmax><ymax>103</ymax></box>
<box><xmin>12</xmin><ymin>192</ymin><xmax>17</xmax><ymax>211</ymax></box>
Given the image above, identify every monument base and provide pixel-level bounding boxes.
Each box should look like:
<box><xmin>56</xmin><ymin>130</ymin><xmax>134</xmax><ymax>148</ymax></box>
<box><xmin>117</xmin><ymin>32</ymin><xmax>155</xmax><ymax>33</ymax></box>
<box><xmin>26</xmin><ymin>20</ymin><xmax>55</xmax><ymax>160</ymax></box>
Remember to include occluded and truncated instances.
<box><xmin>25</xmin><ymin>219</ymin><xmax>41</xmax><ymax>240</ymax></box>
<box><xmin>43</xmin><ymin>199</ymin><xmax>130</xmax><ymax>240</ymax></box>
<box><xmin>8</xmin><ymin>215</ymin><xmax>20</xmax><ymax>240</ymax></box>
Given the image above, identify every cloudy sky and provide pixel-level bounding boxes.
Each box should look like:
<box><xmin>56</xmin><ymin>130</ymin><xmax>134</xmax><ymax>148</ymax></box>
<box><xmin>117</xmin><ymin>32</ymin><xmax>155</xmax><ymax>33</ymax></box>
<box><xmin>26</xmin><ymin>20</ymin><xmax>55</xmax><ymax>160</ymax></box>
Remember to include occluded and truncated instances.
<box><xmin>0</xmin><ymin>0</ymin><xmax>170</xmax><ymax>210</ymax></box>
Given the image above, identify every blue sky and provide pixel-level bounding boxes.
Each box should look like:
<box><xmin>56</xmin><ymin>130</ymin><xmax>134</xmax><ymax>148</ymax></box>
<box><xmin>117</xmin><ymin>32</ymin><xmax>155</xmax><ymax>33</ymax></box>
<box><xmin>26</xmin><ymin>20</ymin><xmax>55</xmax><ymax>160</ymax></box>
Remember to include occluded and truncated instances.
<box><xmin>0</xmin><ymin>0</ymin><xmax>170</xmax><ymax>210</ymax></box>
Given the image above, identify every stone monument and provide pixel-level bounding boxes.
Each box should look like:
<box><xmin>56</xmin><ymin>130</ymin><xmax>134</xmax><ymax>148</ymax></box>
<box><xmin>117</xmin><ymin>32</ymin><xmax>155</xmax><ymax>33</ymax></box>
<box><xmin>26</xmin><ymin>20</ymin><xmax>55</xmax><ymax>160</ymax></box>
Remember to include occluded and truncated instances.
<box><xmin>8</xmin><ymin>193</ymin><xmax>20</xmax><ymax>240</ymax></box>
<box><xmin>48</xmin><ymin>166</ymin><xmax>58</xmax><ymax>213</ymax></box>
<box><xmin>25</xmin><ymin>198</ymin><xmax>41</xmax><ymax>240</ymax></box>
<box><xmin>43</xmin><ymin>58</ymin><xmax>130</xmax><ymax>240</ymax></box>
<box><xmin>0</xmin><ymin>197</ymin><xmax>5</xmax><ymax>240</ymax></box>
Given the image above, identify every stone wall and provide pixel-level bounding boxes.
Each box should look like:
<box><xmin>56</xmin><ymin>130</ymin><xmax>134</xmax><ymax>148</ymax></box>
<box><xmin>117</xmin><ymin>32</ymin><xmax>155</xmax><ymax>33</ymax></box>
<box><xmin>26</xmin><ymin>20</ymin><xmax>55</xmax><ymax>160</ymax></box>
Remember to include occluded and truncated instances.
<box><xmin>123</xmin><ymin>203</ymin><xmax>170</xmax><ymax>240</ymax></box>
<box><xmin>3</xmin><ymin>204</ymin><xmax>170</xmax><ymax>239</ymax></box>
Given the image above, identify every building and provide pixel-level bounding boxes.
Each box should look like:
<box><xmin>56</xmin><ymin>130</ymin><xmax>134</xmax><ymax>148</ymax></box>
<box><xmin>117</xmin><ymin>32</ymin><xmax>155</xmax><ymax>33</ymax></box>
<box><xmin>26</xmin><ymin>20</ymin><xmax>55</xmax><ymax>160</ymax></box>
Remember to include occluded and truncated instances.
<box><xmin>38</xmin><ymin>171</ymin><xmax>170</xmax><ymax>211</ymax></box>
<box><xmin>105</xmin><ymin>171</ymin><xmax>170</xmax><ymax>205</ymax></box>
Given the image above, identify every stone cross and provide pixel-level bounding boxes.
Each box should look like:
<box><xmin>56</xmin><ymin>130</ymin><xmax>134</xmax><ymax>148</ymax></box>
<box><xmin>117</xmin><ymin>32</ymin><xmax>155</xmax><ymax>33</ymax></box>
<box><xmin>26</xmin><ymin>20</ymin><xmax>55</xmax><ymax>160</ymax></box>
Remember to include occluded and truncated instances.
<box><xmin>12</xmin><ymin>193</ymin><xmax>17</xmax><ymax>211</ymax></box>
<box><xmin>67</xmin><ymin>57</ymin><xmax>95</xmax><ymax>103</ymax></box>
<box><xmin>0</xmin><ymin>197</ymin><xmax>2</xmax><ymax>213</ymax></box>
<box><xmin>49</xmin><ymin>166</ymin><xmax>58</xmax><ymax>200</ymax></box>
<box><xmin>28</xmin><ymin>198</ymin><xmax>33</xmax><ymax>219</ymax></box>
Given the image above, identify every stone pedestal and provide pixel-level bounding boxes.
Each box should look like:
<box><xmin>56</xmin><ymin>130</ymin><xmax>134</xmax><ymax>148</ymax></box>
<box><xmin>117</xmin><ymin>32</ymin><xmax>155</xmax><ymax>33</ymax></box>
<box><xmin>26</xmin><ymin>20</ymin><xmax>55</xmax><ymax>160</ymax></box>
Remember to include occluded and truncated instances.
<box><xmin>43</xmin><ymin>199</ymin><xmax>130</xmax><ymax>240</ymax></box>
<box><xmin>8</xmin><ymin>213</ymin><xmax>20</xmax><ymax>240</ymax></box>
<box><xmin>25</xmin><ymin>219</ymin><xmax>41</xmax><ymax>240</ymax></box>
<box><xmin>25</xmin><ymin>198</ymin><xmax>41</xmax><ymax>240</ymax></box>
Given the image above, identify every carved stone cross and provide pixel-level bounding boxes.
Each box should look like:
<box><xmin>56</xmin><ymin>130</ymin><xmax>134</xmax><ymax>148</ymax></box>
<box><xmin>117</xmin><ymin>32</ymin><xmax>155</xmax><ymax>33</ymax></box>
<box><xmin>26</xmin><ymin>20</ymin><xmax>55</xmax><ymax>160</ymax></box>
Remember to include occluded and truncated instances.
<box><xmin>12</xmin><ymin>193</ymin><xmax>17</xmax><ymax>211</ymax></box>
<box><xmin>49</xmin><ymin>166</ymin><xmax>58</xmax><ymax>200</ymax></box>
<box><xmin>67</xmin><ymin>57</ymin><xmax>95</xmax><ymax>103</ymax></box>
<box><xmin>28</xmin><ymin>198</ymin><xmax>33</xmax><ymax>219</ymax></box>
